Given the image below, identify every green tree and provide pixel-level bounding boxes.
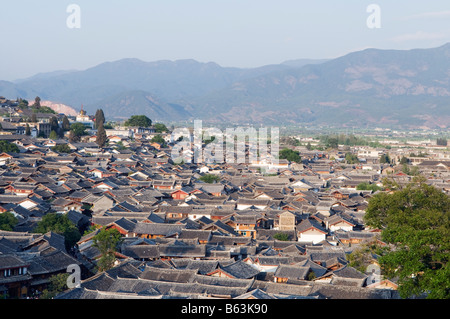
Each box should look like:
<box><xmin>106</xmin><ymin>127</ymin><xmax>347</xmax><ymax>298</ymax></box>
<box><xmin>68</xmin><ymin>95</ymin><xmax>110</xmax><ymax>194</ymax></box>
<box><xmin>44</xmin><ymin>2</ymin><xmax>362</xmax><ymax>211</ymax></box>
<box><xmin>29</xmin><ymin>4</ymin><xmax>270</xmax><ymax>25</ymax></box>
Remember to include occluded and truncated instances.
<box><xmin>96</xmin><ymin>122</ymin><xmax>107</xmax><ymax>147</ymax></box>
<box><xmin>124</xmin><ymin>115</ymin><xmax>152</xmax><ymax>127</ymax></box>
<box><xmin>94</xmin><ymin>109</ymin><xmax>105</xmax><ymax>129</ymax></box>
<box><xmin>18</xmin><ymin>98</ymin><xmax>28</xmax><ymax>109</ymax></box>
<box><xmin>154</xmin><ymin>123</ymin><xmax>168</xmax><ymax>133</ymax></box>
<box><xmin>25</xmin><ymin>123</ymin><xmax>31</xmax><ymax>136</ymax></box>
<box><xmin>402</xmin><ymin>164</ymin><xmax>420</xmax><ymax>176</ymax></box>
<box><xmin>437</xmin><ymin>138</ymin><xmax>448</xmax><ymax>146</ymax></box>
<box><xmin>199</xmin><ymin>174</ymin><xmax>221</xmax><ymax>184</ymax></box>
<box><xmin>280</xmin><ymin>136</ymin><xmax>300</xmax><ymax>146</ymax></box>
<box><xmin>326</xmin><ymin>137</ymin><xmax>339</xmax><ymax>149</ymax></box>
<box><xmin>62</xmin><ymin>116</ymin><xmax>71</xmax><ymax>132</ymax></box>
<box><xmin>49</xmin><ymin>116</ymin><xmax>59</xmax><ymax>133</ymax></box>
<box><xmin>364</xmin><ymin>180</ymin><xmax>450</xmax><ymax>299</ymax></box>
<box><xmin>52</xmin><ymin>144</ymin><xmax>72</xmax><ymax>154</ymax></box>
<box><xmin>33</xmin><ymin>96</ymin><xmax>41</xmax><ymax>108</ymax></box>
<box><xmin>0</xmin><ymin>212</ymin><xmax>18</xmax><ymax>231</ymax></box>
<box><xmin>345</xmin><ymin>152</ymin><xmax>359</xmax><ymax>164</ymax></box>
<box><xmin>0</xmin><ymin>140</ymin><xmax>19</xmax><ymax>153</ymax></box>
<box><xmin>273</xmin><ymin>233</ymin><xmax>290</xmax><ymax>241</ymax></box>
<box><xmin>70</xmin><ymin>122</ymin><xmax>87</xmax><ymax>138</ymax></box>
<box><xmin>356</xmin><ymin>182</ymin><xmax>382</xmax><ymax>192</ymax></box>
<box><xmin>400</xmin><ymin>156</ymin><xmax>409</xmax><ymax>165</ymax></box>
<box><xmin>151</xmin><ymin>134</ymin><xmax>166</xmax><ymax>147</ymax></box>
<box><xmin>33</xmin><ymin>106</ymin><xmax>56</xmax><ymax>114</ymax></box>
<box><xmin>40</xmin><ymin>273</ymin><xmax>70</xmax><ymax>299</ymax></box>
<box><xmin>34</xmin><ymin>213</ymin><xmax>81</xmax><ymax>250</ymax></box>
<box><xmin>279</xmin><ymin>148</ymin><xmax>301</xmax><ymax>163</ymax></box>
<box><xmin>379</xmin><ymin>154</ymin><xmax>391</xmax><ymax>164</ymax></box>
<box><xmin>103</xmin><ymin>122</ymin><xmax>114</xmax><ymax>129</ymax></box>
<box><xmin>92</xmin><ymin>228</ymin><xmax>123</xmax><ymax>272</ymax></box>
<box><xmin>346</xmin><ymin>241</ymin><xmax>387</xmax><ymax>273</ymax></box>
<box><xmin>49</xmin><ymin>130</ymin><xmax>59</xmax><ymax>140</ymax></box>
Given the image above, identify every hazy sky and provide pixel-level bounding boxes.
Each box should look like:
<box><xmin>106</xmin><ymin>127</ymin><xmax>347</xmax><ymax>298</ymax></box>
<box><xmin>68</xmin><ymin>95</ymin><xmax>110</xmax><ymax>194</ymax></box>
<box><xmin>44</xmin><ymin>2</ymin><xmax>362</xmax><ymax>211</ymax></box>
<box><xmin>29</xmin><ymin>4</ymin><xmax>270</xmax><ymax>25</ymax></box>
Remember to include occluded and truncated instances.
<box><xmin>1</xmin><ymin>0</ymin><xmax>450</xmax><ymax>81</ymax></box>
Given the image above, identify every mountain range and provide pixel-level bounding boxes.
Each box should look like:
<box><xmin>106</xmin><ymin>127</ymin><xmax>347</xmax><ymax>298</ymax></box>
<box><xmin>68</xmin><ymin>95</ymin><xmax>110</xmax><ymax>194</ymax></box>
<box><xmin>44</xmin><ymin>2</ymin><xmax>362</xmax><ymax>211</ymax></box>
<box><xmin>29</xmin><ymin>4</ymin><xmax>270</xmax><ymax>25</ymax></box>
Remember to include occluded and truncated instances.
<box><xmin>2</xmin><ymin>44</ymin><xmax>450</xmax><ymax>128</ymax></box>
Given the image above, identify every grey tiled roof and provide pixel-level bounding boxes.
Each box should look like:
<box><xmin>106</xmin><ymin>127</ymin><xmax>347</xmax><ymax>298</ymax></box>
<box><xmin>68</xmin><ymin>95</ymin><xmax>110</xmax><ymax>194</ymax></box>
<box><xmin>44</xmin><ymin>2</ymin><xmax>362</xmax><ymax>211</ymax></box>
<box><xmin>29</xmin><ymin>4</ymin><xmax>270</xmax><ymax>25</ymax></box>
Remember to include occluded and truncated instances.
<box><xmin>133</xmin><ymin>223</ymin><xmax>185</xmax><ymax>237</ymax></box>
<box><xmin>330</xmin><ymin>265</ymin><xmax>367</xmax><ymax>279</ymax></box>
<box><xmin>274</xmin><ymin>265</ymin><xmax>310</xmax><ymax>280</ymax></box>
<box><xmin>178</xmin><ymin>229</ymin><xmax>211</xmax><ymax>241</ymax></box>
<box><xmin>308</xmin><ymin>282</ymin><xmax>400</xmax><ymax>299</ymax></box>
<box><xmin>139</xmin><ymin>266</ymin><xmax>197</xmax><ymax>283</ymax></box>
<box><xmin>234</xmin><ymin>288</ymin><xmax>277</xmax><ymax>299</ymax></box>
<box><xmin>121</xmin><ymin>245</ymin><xmax>160</xmax><ymax>260</ymax></box>
<box><xmin>183</xmin><ymin>260</ymin><xmax>219</xmax><ymax>275</ymax></box>
<box><xmin>0</xmin><ymin>254</ymin><xmax>29</xmax><ymax>269</ymax></box>
<box><xmin>296</xmin><ymin>218</ymin><xmax>327</xmax><ymax>234</ymax></box>
<box><xmin>27</xmin><ymin>250</ymin><xmax>81</xmax><ymax>276</ymax></box>
<box><xmin>158</xmin><ymin>244</ymin><xmax>206</xmax><ymax>258</ymax></box>
<box><xmin>105</xmin><ymin>261</ymin><xmax>143</xmax><ymax>279</ymax></box>
<box><xmin>192</xmin><ymin>274</ymin><xmax>254</xmax><ymax>289</ymax></box>
<box><xmin>218</xmin><ymin>260</ymin><xmax>260</xmax><ymax>279</ymax></box>
<box><xmin>103</xmin><ymin>277</ymin><xmax>250</xmax><ymax>298</ymax></box>
<box><xmin>82</xmin><ymin>273</ymin><xmax>116</xmax><ymax>291</ymax></box>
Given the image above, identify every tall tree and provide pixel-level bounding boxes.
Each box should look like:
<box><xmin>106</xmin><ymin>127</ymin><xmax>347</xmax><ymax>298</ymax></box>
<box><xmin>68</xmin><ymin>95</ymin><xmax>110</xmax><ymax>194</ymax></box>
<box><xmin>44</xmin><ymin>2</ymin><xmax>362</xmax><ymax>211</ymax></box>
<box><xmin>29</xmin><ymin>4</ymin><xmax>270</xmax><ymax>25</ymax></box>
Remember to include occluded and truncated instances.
<box><xmin>94</xmin><ymin>109</ymin><xmax>105</xmax><ymax>129</ymax></box>
<box><xmin>365</xmin><ymin>179</ymin><xmax>450</xmax><ymax>299</ymax></box>
<box><xmin>379</xmin><ymin>154</ymin><xmax>391</xmax><ymax>164</ymax></box>
<box><xmin>49</xmin><ymin>116</ymin><xmax>59</xmax><ymax>134</ymax></box>
<box><xmin>49</xmin><ymin>130</ymin><xmax>59</xmax><ymax>140</ymax></box>
<box><xmin>25</xmin><ymin>124</ymin><xmax>31</xmax><ymax>136</ymax></box>
<box><xmin>62</xmin><ymin>116</ymin><xmax>71</xmax><ymax>132</ymax></box>
<box><xmin>92</xmin><ymin>228</ymin><xmax>122</xmax><ymax>272</ymax></box>
<box><xmin>437</xmin><ymin>138</ymin><xmax>448</xmax><ymax>146</ymax></box>
<box><xmin>33</xmin><ymin>96</ymin><xmax>41</xmax><ymax>108</ymax></box>
<box><xmin>96</xmin><ymin>122</ymin><xmax>107</xmax><ymax>147</ymax></box>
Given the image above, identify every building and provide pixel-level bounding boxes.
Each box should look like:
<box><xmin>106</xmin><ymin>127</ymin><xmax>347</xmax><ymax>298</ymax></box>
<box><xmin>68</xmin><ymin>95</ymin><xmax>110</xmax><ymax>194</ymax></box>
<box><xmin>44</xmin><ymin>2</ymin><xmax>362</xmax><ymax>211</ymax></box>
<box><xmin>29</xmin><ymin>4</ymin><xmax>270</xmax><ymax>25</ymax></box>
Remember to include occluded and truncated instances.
<box><xmin>278</xmin><ymin>211</ymin><xmax>296</xmax><ymax>231</ymax></box>
<box><xmin>75</xmin><ymin>105</ymin><xmax>94</xmax><ymax>129</ymax></box>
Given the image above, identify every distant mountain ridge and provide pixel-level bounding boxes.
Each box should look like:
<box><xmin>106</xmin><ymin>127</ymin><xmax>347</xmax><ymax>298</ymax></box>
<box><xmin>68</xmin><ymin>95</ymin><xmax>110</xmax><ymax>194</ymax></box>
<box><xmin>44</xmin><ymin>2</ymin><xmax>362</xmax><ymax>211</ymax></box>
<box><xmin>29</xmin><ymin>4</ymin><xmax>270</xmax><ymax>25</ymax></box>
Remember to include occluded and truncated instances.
<box><xmin>1</xmin><ymin>44</ymin><xmax>450</xmax><ymax>128</ymax></box>
<box><xmin>191</xmin><ymin>43</ymin><xmax>450</xmax><ymax>128</ymax></box>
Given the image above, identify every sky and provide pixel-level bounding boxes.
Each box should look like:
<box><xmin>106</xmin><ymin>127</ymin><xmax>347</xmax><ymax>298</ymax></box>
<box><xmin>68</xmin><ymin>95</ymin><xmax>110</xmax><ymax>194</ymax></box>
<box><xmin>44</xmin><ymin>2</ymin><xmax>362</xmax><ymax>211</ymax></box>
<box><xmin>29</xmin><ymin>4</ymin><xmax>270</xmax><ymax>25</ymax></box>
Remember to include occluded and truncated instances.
<box><xmin>1</xmin><ymin>0</ymin><xmax>450</xmax><ymax>81</ymax></box>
